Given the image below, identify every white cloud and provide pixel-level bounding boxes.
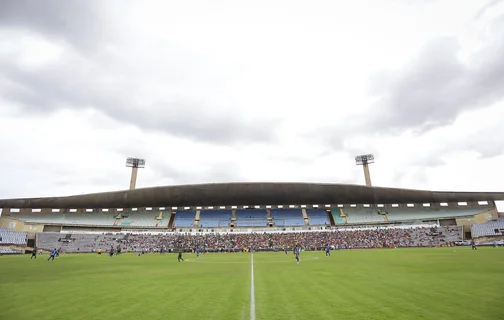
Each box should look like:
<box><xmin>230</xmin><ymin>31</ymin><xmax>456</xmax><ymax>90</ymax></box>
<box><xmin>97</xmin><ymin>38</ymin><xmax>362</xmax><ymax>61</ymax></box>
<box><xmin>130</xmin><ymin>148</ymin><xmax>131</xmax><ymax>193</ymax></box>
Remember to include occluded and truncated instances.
<box><xmin>0</xmin><ymin>30</ymin><xmax>66</xmax><ymax>70</ymax></box>
<box><xmin>0</xmin><ymin>0</ymin><xmax>503</xmax><ymax>207</ymax></box>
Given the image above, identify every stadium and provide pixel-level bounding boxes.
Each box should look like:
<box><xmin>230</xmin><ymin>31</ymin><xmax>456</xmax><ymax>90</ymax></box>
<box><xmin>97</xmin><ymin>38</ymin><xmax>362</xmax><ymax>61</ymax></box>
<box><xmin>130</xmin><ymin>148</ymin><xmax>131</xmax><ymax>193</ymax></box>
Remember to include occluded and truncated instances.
<box><xmin>1</xmin><ymin>155</ymin><xmax>503</xmax><ymax>320</ymax></box>
<box><xmin>2</xmin><ymin>1</ymin><xmax>504</xmax><ymax>319</ymax></box>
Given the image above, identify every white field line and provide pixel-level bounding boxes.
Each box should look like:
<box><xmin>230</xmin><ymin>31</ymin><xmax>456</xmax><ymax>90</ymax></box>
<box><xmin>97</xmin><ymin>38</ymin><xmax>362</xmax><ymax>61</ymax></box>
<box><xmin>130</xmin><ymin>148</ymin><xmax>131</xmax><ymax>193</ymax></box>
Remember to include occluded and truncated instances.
<box><xmin>250</xmin><ymin>254</ymin><xmax>256</xmax><ymax>320</ymax></box>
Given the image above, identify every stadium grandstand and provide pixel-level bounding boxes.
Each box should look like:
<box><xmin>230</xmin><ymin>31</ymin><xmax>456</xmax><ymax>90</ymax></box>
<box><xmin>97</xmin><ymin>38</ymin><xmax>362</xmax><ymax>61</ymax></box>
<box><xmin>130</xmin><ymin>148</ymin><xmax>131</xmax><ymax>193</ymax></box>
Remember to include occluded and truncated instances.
<box><xmin>1</xmin><ymin>182</ymin><xmax>503</xmax><ymax>254</ymax></box>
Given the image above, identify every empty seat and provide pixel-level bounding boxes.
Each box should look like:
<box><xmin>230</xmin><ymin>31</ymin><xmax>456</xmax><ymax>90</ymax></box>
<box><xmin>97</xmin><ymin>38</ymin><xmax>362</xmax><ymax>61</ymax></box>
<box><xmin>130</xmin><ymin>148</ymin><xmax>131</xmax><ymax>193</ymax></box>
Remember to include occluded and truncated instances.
<box><xmin>0</xmin><ymin>228</ymin><xmax>27</xmax><ymax>245</ymax></box>
<box><xmin>386</xmin><ymin>206</ymin><xmax>492</xmax><ymax>222</ymax></box>
<box><xmin>121</xmin><ymin>211</ymin><xmax>159</xmax><ymax>227</ymax></box>
<box><xmin>11</xmin><ymin>213</ymin><xmax>115</xmax><ymax>226</ymax></box>
<box><xmin>235</xmin><ymin>209</ymin><xmax>268</xmax><ymax>227</ymax></box>
<box><xmin>471</xmin><ymin>218</ymin><xmax>504</xmax><ymax>237</ymax></box>
<box><xmin>199</xmin><ymin>210</ymin><xmax>232</xmax><ymax>228</ymax></box>
<box><xmin>342</xmin><ymin>208</ymin><xmax>385</xmax><ymax>224</ymax></box>
<box><xmin>306</xmin><ymin>209</ymin><xmax>329</xmax><ymax>225</ymax></box>
<box><xmin>174</xmin><ymin>211</ymin><xmax>195</xmax><ymax>227</ymax></box>
<box><xmin>270</xmin><ymin>209</ymin><xmax>304</xmax><ymax>227</ymax></box>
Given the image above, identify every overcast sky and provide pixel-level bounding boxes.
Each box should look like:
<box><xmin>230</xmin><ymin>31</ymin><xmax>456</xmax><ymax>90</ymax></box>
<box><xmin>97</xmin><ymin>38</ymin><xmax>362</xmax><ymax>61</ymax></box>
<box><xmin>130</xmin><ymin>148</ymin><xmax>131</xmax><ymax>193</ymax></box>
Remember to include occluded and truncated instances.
<box><xmin>1</xmin><ymin>0</ymin><xmax>503</xmax><ymax>207</ymax></box>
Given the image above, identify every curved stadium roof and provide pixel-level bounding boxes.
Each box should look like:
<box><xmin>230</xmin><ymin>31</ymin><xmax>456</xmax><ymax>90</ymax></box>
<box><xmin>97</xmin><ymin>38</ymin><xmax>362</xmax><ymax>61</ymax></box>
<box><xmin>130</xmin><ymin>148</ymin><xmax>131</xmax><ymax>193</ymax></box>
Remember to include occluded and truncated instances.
<box><xmin>0</xmin><ymin>183</ymin><xmax>503</xmax><ymax>209</ymax></box>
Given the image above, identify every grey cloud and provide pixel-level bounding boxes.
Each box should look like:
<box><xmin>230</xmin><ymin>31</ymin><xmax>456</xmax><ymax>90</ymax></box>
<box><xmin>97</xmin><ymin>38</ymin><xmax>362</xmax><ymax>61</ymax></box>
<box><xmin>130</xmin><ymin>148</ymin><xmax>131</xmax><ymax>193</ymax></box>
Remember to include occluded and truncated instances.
<box><xmin>459</xmin><ymin>124</ymin><xmax>504</xmax><ymax>160</ymax></box>
<box><xmin>419</xmin><ymin>157</ymin><xmax>445</xmax><ymax>168</ymax></box>
<box><xmin>151</xmin><ymin>160</ymin><xmax>246</xmax><ymax>185</ymax></box>
<box><xmin>392</xmin><ymin>168</ymin><xmax>429</xmax><ymax>187</ymax></box>
<box><xmin>0</xmin><ymin>61</ymin><xmax>280</xmax><ymax>145</ymax></box>
<box><xmin>0</xmin><ymin>0</ymin><xmax>111</xmax><ymax>50</ymax></box>
<box><xmin>366</xmin><ymin>14</ymin><xmax>504</xmax><ymax>134</ymax></box>
<box><xmin>419</xmin><ymin>118</ymin><xmax>504</xmax><ymax>161</ymax></box>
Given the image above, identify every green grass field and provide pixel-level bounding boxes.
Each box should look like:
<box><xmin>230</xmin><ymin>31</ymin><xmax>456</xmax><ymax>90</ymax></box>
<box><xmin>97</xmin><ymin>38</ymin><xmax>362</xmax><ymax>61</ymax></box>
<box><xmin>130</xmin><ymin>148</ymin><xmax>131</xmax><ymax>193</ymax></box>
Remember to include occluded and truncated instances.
<box><xmin>1</xmin><ymin>247</ymin><xmax>503</xmax><ymax>320</ymax></box>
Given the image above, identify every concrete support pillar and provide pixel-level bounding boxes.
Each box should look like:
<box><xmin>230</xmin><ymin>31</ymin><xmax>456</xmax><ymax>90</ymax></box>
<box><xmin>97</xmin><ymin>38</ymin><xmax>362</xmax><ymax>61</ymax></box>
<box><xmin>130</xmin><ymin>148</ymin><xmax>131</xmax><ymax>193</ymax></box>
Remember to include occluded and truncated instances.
<box><xmin>130</xmin><ymin>167</ymin><xmax>138</xmax><ymax>190</ymax></box>
<box><xmin>467</xmin><ymin>202</ymin><xmax>479</xmax><ymax>209</ymax></box>
<box><xmin>363</xmin><ymin>163</ymin><xmax>372</xmax><ymax>187</ymax></box>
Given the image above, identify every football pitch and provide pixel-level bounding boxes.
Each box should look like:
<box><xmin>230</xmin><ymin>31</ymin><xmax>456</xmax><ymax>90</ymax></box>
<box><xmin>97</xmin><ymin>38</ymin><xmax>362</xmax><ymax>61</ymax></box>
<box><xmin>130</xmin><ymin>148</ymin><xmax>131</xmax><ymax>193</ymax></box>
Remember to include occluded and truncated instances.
<box><xmin>1</xmin><ymin>248</ymin><xmax>503</xmax><ymax>320</ymax></box>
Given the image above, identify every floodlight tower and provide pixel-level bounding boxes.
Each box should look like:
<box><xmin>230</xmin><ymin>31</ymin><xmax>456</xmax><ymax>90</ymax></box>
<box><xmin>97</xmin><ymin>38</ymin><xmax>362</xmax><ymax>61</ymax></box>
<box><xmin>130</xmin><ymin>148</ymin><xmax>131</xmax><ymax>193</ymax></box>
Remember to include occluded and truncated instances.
<box><xmin>355</xmin><ymin>154</ymin><xmax>374</xmax><ymax>187</ymax></box>
<box><xmin>126</xmin><ymin>157</ymin><xmax>145</xmax><ymax>190</ymax></box>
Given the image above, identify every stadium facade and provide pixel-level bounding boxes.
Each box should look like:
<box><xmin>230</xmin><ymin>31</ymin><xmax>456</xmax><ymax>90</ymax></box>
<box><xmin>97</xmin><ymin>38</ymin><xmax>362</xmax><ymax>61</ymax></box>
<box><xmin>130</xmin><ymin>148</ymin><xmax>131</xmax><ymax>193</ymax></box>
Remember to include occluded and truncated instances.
<box><xmin>1</xmin><ymin>183</ymin><xmax>503</xmax><ymax>254</ymax></box>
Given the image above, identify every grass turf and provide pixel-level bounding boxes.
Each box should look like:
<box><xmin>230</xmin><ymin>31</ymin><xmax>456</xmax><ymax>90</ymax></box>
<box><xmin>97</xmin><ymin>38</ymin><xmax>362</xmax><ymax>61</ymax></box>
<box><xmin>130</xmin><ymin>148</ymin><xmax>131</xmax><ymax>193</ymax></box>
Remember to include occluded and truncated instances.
<box><xmin>0</xmin><ymin>247</ymin><xmax>503</xmax><ymax>320</ymax></box>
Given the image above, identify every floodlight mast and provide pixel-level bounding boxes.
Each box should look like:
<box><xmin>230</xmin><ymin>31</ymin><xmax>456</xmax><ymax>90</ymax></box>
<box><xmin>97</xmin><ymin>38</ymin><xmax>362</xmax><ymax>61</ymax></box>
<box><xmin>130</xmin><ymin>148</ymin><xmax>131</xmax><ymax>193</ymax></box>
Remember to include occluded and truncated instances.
<box><xmin>126</xmin><ymin>157</ymin><xmax>145</xmax><ymax>190</ymax></box>
<box><xmin>355</xmin><ymin>154</ymin><xmax>374</xmax><ymax>187</ymax></box>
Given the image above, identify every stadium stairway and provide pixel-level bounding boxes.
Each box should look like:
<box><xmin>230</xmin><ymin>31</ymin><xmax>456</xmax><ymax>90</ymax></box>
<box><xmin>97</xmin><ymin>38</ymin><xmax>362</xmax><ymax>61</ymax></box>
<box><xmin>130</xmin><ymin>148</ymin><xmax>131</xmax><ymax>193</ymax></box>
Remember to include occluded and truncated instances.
<box><xmin>327</xmin><ymin>211</ymin><xmax>336</xmax><ymax>226</ymax></box>
<box><xmin>168</xmin><ymin>213</ymin><xmax>176</xmax><ymax>229</ymax></box>
<box><xmin>194</xmin><ymin>210</ymin><xmax>201</xmax><ymax>227</ymax></box>
<box><xmin>301</xmin><ymin>209</ymin><xmax>309</xmax><ymax>226</ymax></box>
<box><xmin>342</xmin><ymin>209</ymin><xmax>348</xmax><ymax>223</ymax></box>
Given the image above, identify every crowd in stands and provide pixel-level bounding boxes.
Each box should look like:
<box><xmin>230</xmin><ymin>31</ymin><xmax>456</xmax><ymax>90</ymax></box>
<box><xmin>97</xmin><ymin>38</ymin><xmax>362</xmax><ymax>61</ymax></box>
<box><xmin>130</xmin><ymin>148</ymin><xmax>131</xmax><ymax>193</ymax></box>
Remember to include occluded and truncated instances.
<box><xmin>37</xmin><ymin>225</ymin><xmax>462</xmax><ymax>253</ymax></box>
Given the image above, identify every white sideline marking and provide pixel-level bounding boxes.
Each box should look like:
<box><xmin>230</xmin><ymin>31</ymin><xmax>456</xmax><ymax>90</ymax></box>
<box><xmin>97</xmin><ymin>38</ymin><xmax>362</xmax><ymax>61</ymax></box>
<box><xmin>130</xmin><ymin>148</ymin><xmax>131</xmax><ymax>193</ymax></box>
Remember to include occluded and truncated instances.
<box><xmin>250</xmin><ymin>254</ymin><xmax>256</xmax><ymax>320</ymax></box>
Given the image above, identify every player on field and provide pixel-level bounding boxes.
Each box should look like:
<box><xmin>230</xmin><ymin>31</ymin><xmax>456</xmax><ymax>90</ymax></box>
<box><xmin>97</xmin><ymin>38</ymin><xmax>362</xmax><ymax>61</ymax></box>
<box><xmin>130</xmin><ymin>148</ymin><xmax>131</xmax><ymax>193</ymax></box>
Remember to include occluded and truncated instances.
<box><xmin>109</xmin><ymin>247</ymin><xmax>115</xmax><ymax>257</ymax></box>
<box><xmin>98</xmin><ymin>248</ymin><xmax>102</xmax><ymax>256</ymax></box>
<box><xmin>31</xmin><ymin>247</ymin><xmax>37</xmax><ymax>259</ymax></box>
<box><xmin>325</xmin><ymin>245</ymin><xmax>331</xmax><ymax>257</ymax></box>
<box><xmin>178</xmin><ymin>251</ymin><xmax>184</xmax><ymax>262</ymax></box>
<box><xmin>471</xmin><ymin>240</ymin><xmax>478</xmax><ymax>251</ymax></box>
<box><xmin>47</xmin><ymin>248</ymin><xmax>57</xmax><ymax>262</ymax></box>
<box><xmin>294</xmin><ymin>245</ymin><xmax>300</xmax><ymax>264</ymax></box>
<box><xmin>196</xmin><ymin>248</ymin><xmax>200</xmax><ymax>258</ymax></box>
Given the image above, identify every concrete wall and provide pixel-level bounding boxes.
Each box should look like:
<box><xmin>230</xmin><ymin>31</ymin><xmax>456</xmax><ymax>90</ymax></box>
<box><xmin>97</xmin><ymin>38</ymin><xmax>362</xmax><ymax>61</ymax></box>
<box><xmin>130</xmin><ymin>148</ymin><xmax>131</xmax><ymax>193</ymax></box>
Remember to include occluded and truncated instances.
<box><xmin>456</xmin><ymin>208</ymin><xmax>498</xmax><ymax>227</ymax></box>
<box><xmin>0</xmin><ymin>217</ymin><xmax>44</xmax><ymax>233</ymax></box>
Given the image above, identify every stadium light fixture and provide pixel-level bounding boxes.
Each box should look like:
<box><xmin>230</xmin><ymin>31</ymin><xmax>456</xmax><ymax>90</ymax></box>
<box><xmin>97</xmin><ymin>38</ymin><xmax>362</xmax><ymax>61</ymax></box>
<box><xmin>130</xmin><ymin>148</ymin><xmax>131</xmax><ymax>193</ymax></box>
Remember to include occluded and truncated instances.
<box><xmin>355</xmin><ymin>154</ymin><xmax>374</xmax><ymax>165</ymax></box>
<box><xmin>355</xmin><ymin>153</ymin><xmax>374</xmax><ymax>187</ymax></box>
<box><xmin>125</xmin><ymin>157</ymin><xmax>145</xmax><ymax>190</ymax></box>
<box><xmin>126</xmin><ymin>157</ymin><xmax>146</xmax><ymax>168</ymax></box>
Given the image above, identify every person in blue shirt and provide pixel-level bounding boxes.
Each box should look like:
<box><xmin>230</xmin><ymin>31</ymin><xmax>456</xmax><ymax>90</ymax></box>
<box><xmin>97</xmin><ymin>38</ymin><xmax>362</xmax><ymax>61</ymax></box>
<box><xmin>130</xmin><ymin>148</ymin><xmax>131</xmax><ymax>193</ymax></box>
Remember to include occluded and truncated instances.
<box><xmin>325</xmin><ymin>245</ymin><xmax>331</xmax><ymax>257</ymax></box>
<box><xmin>294</xmin><ymin>245</ymin><xmax>301</xmax><ymax>264</ymax></box>
<box><xmin>47</xmin><ymin>249</ymin><xmax>57</xmax><ymax>262</ymax></box>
